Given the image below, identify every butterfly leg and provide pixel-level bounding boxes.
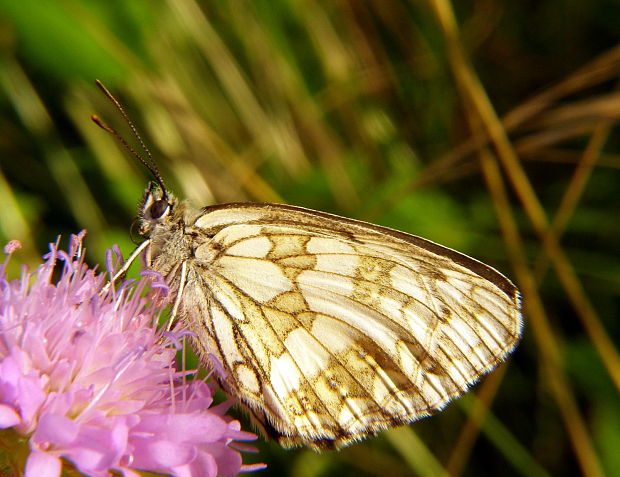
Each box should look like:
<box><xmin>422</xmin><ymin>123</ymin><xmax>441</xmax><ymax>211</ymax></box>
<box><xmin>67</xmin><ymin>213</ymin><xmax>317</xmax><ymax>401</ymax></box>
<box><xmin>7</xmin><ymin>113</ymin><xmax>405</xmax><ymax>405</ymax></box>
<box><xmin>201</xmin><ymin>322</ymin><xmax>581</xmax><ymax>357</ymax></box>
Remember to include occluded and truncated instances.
<box><xmin>167</xmin><ymin>260</ymin><xmax>188</xmax><ymax>331</ymax></box>
<box><xmin>101</xmin><ymin>240</ymin><xmax>151</xmax><ymax>295</ymax></box>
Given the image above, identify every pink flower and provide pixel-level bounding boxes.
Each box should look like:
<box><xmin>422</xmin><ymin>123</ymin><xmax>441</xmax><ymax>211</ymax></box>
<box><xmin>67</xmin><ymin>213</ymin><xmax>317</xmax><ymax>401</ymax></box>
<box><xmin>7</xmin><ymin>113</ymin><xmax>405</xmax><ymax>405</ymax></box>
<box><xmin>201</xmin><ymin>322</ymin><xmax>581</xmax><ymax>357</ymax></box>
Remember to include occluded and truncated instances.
<box><xmin>0</xmin><ymin>232</ymin><xmax>265</xmax><ymax>477</ymax></box>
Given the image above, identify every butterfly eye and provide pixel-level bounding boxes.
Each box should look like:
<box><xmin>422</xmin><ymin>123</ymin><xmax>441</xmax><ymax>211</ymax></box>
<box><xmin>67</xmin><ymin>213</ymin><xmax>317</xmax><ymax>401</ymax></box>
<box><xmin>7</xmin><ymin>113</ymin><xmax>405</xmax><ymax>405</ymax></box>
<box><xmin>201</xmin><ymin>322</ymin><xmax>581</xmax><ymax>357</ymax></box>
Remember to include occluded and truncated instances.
<box><xmin>149</xmin><ymin>199</ymin><xmax>169</xmax><ymax>219</ymax></box>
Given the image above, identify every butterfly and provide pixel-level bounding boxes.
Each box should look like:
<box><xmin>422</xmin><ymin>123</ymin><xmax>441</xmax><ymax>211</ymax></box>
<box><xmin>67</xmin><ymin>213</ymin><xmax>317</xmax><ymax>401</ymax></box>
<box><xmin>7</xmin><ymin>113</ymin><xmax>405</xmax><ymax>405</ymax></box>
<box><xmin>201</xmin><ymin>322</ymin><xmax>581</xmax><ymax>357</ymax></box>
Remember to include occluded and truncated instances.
<box><xmin>93</xmin><ymin>81</ymin><xmax>523</xmax><ymax>450</ymax></box>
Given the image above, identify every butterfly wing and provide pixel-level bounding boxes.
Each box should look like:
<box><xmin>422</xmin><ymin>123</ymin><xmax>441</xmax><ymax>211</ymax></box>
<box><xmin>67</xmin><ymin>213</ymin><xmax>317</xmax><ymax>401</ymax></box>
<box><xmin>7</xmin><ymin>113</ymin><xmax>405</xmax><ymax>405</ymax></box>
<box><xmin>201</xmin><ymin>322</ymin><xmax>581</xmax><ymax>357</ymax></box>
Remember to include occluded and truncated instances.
<box><xmin>173</xmin><ymin>203</ymin><xmax>522</xmax><ymax>449</ymax></box>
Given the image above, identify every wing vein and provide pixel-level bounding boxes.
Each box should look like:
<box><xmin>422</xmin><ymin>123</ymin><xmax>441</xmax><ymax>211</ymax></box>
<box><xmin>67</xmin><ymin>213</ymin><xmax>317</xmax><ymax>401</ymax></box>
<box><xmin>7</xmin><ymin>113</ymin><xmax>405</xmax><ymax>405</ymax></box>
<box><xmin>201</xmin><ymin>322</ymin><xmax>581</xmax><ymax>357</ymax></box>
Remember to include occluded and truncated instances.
<box><xmin>208</xmin><ymin>271</ymin><xmax>345</xmax><ymax>435</ymax></box>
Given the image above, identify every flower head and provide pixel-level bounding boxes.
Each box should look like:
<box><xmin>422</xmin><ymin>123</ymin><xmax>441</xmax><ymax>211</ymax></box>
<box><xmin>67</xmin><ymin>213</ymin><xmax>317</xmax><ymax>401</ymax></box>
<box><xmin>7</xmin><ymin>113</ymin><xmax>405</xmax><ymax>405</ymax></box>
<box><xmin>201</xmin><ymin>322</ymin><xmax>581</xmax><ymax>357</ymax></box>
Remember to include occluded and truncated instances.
<box><xmin>0</xmin><ymin>232</ymin><xmax>265</xmax><ymax>477</ymax></box>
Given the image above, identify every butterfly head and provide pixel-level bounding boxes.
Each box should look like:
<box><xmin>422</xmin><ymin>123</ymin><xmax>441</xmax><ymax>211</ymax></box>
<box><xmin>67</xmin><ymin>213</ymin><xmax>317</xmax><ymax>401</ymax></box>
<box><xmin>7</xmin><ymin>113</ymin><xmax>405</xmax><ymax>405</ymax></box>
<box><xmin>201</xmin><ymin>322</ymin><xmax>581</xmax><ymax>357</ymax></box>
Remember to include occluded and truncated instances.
<box><xmin>138</xmin><ymin>181</ymin><xmax>178</xmax><ymax>237</ymax></box>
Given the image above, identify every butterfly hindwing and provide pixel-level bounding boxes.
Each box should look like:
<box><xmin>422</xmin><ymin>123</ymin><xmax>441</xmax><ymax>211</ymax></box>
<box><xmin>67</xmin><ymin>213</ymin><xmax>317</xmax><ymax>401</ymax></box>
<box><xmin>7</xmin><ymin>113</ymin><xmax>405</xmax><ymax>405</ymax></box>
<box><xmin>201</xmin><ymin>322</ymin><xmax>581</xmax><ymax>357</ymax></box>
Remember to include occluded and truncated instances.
<box><xmin>161</xmin><ymin>203</ymin><xmax>522</xmax><ymax>448</ymax></box>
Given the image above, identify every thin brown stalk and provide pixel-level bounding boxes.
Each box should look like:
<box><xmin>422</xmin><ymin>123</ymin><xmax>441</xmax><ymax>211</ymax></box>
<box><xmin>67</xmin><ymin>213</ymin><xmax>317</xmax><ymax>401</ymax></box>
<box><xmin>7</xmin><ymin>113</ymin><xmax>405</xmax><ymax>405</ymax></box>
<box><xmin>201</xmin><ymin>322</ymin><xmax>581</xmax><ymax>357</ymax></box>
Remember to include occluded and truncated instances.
<box><xmin>425</xmin><ymin>1</ymin><xmax>608</xmax><ymax>475</ymax></box>
<box><xmin>478</xmin><ymin>146</ymin><xmax>604</xmax><ymax>477</ymax></box>
<box><xmin>533</xmin><ymin>122</ymin><xmax>611</xmax><ymax>282</ymax></box>
<box><xmin>445</xmin><ymin>364</ymin><xmax>507</xmax><ymax>477</ymax></box>
<box><xmin>424</xmin><ymin>0</ymin><xmax>620</xmax><ymax>397</ymax></box>
<box><xmin>366</xmin><ymin>44</ymin><xmax>620</xmax><ymax>220</ymax></box>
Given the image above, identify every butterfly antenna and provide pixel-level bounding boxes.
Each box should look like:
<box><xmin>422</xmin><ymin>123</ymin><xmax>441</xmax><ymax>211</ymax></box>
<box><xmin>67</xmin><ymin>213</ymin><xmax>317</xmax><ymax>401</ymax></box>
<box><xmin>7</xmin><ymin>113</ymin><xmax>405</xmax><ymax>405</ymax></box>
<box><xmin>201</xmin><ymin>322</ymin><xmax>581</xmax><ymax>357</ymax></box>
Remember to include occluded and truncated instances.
<box><xmin>92</xmin><ymin>80</ymin><xmax>168</xmax><ymax>199</ymax></box>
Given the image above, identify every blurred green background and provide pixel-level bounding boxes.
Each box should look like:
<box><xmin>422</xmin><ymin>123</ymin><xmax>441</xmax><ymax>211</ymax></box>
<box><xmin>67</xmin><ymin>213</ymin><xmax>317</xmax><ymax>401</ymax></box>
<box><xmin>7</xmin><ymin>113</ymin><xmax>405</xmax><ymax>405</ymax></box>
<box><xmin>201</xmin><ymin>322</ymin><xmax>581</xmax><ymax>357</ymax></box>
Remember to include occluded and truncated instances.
<box><xmin>1</xmin><ymin>1</ymin><xmax>619</xmax><ymax>476</ymax></box>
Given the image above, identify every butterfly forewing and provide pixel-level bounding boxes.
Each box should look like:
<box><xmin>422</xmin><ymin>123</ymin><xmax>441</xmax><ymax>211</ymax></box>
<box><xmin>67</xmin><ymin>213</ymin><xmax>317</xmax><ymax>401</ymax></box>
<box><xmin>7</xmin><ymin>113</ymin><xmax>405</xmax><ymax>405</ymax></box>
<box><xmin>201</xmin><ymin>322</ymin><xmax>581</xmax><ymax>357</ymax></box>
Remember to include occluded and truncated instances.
<box><xmin>144</xmin><ymin>198</ymin><xmax>522</xmax><ymax>449</ymax></box>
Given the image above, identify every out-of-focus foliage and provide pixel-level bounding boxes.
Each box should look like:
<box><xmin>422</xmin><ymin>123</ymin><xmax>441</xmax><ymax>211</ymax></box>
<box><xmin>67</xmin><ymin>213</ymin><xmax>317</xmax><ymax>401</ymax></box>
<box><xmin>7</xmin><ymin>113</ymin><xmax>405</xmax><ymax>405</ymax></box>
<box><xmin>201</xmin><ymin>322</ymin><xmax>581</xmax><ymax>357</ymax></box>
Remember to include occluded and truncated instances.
<box><xmin>0</xmin><ymin>1</ymin><xmax>619</xmax><ymax>476</ymax></box>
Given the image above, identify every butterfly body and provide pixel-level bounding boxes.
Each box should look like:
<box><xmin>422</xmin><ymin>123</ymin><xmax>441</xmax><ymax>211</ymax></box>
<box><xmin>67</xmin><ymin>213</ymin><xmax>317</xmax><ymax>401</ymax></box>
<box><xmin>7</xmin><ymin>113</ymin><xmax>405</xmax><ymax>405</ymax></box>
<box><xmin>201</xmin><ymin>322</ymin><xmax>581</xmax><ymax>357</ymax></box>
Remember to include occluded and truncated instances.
<box><xmin>137</xmin><ymin>182</ymin><xmax>522</xmax><ymax>450</ymax></box>
<box><xmin>91</xmin><ymin>81</ymin><xmax>520</xmax><ymax>450</ymax></box>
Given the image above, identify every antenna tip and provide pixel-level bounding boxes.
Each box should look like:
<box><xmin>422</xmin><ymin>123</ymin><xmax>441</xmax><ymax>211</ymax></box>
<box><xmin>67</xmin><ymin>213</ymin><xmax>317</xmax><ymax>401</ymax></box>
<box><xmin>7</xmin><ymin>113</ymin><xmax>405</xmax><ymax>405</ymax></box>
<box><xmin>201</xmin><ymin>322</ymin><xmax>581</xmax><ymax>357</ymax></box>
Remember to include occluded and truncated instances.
<box><xmin>94</xmin><ymin>80</ymin><xmax>111</xmax><ymax>95</ymax></box>
<box><xmin>91</xmin><ymin>115</ymin><xmax>114</xmax><ymax>133</ymax></box>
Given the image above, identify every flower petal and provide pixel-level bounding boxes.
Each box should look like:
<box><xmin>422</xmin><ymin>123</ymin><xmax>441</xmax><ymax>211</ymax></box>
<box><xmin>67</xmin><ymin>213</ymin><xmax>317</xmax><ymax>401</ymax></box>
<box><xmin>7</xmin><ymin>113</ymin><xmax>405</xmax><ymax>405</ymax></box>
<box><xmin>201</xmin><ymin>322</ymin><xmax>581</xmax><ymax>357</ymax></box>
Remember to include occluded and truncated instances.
<box><xmin>173</xmin><ymin>452</ymin><xmax>217</xmax><ymax>477</ymax></box>
<box><xmin>150</xmin><ymin>440</ymin><xmax>196</xmax><ymax>467</ymax></box>
<box><xmin>0</xmin><ymin>404</ymin><xmax>20</xmax><ymax>428</ymax></box>
<box><xmin>25</xmin><ymin>450</ymin><xmax>61</xmax><ymax>477</ymax></box>
<box><xmin>34</xmin><ymin>414</ymin><xmax>79</xmax><ymax>445</ymax></box>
